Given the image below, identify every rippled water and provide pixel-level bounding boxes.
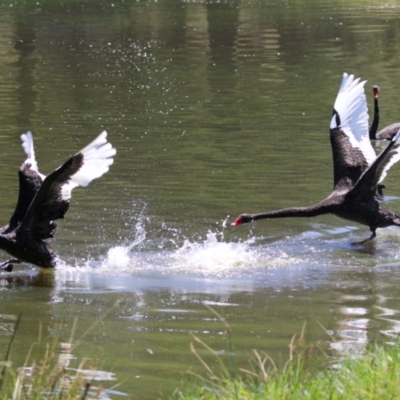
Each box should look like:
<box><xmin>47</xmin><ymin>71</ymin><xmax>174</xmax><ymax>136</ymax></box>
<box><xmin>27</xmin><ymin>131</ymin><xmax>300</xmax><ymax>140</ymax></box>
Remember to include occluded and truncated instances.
<box><xmin>1</xmin><ymin>0</ymin><xmax>400</xmax><ymax>398</ymax></box>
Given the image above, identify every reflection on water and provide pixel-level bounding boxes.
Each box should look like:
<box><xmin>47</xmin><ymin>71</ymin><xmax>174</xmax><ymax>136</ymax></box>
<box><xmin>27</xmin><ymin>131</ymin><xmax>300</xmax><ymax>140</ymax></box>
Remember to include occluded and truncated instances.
<box><xmin>0</xmin><ymin>314</ymin><xmax>16</xmax><ymax>336</ymax></box>
<box><xmin>20</xmin><ymin>340</ymin><xmax>122</xmax><ymax>399</ymax></box>
<box><xmin>0</xmin><ymin>0</ymin><xmax>400</xmax><ymax>398</ymax></box>
<box><xmin>4</xmin><ymin>213</ymin><xmax>400</xmax><ymax>395</ymax></box>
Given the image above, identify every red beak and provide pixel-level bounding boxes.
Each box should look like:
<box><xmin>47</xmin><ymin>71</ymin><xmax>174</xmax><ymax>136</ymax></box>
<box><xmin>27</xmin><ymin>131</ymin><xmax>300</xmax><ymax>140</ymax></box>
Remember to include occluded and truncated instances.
<box><xmin>231</xmin><ymin>216</ymin><xmax>242</xmax><ymax>226</ymax></box>
<box><xmin>373</xmin><ymin>86</ymin><xmax>380</xmax><ymax>99</ymax></box>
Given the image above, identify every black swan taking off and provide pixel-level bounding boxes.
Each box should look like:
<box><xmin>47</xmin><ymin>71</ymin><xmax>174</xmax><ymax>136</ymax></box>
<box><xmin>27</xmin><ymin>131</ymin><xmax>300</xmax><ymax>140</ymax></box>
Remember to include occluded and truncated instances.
<box><xmin>232</xmin><ymin>73</ymin><xmax>400</xmax><ymax>242</ymax></box>
<box><xmin>0</xmin><ymin>131</ymin><xmax>116</xmax><ymax>272</ymax></box>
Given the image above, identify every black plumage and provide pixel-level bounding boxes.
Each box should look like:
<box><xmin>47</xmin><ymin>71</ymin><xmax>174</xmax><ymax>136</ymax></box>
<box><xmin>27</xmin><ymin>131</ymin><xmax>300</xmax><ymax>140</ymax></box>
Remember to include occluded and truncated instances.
<box><xmin>0</xmin><ymin>131</ymin><xmax>116</xmax><ymax>272</ymax></box>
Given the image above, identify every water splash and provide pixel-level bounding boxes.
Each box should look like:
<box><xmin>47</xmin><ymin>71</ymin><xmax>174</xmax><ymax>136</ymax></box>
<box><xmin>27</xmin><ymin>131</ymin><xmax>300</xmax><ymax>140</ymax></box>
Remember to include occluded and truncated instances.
<box><xmin>95</xmin><ymin>214</ymin><xmax>296</xmax><ymax>277</ymax></box>
<box><xmin>104</xmin><ymin>222</ymin><xmax>146</xmax><ymax>269</ymax></box>
<box><xmin>170</xmin><ymin>230</ymin><xmax>258</xmax><ymax>275</ymax></box>
<box><xmin>56</xmin><ymin>215</ymin><xmax>303</xmax><ymax>279</ymax></box>
<box><xmin>97</xmin><ymin>216</ymin><xmax>264</xmax><ymax>275</ymax></box>
<box><xmin>102</xmin><ymin>217</ymin><xmax>147</xmax><ymax>270</ymax></box>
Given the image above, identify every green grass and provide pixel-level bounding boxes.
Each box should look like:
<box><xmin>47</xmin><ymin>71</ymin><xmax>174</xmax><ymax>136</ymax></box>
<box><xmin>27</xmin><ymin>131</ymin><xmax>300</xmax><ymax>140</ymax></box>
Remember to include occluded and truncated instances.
<box><xmin>0</xmin><ymin>316</ymin><xmax>118</xmax><ymax>399</ymax></box>
<box><xmin>3</xmin><ymin>310</ymin><xmax>400</xmax><ymax>399</ymax></box>
<box><xmin>176</xmin><ymin>345</ymin><xmax>400</xmax><ymax>399</ymax></box>
<box><xmin>171</xmin><ymin>309</ymin><xmax>400</xmax><ymax>400</ymax></box>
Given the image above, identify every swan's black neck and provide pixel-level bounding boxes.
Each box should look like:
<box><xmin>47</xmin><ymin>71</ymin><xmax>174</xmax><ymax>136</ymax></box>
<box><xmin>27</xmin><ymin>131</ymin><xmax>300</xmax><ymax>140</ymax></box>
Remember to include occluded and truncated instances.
<box><xmin>250</xmin><ymin>203</ymin><xmax>334</xmax><ymax>221</ymax></box>
<box><xmin>369</xmin><ymin>86</ymin><xmax>380</xmax><ymax>139</ymax></box>
<box><xmin>232</xmin><ymin>201</ymin><xmax>336</xmax><ymax>226</ymax></box>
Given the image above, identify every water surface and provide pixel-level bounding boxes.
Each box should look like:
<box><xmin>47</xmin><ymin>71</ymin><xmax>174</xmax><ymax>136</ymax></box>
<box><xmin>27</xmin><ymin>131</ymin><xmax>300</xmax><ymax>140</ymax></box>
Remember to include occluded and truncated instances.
<box><xmin>1</xmin><ymin>0</ymin><xmax>400</xmax><ymax>398</ymax></box>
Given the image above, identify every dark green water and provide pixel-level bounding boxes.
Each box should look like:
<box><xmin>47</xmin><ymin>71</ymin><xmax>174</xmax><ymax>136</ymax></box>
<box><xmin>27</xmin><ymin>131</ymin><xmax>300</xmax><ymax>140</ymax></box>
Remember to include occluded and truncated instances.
<box><xmin>1</xmin><ymin>0</ymin><xmax>400</xmax><ymax>398</ymax></box>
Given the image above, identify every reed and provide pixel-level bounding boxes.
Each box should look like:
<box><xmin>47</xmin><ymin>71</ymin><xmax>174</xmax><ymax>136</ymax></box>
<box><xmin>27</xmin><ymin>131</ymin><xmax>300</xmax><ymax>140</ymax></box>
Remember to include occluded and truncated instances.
<box><xmin>0</xmin><ymin>317</ymin><xmax>116</xmax><ymax>400</ymax></box>
<box><xmin>171</xmin><ymin>309</ymin><xmax>400</xmax><ymax>400</ymax></box>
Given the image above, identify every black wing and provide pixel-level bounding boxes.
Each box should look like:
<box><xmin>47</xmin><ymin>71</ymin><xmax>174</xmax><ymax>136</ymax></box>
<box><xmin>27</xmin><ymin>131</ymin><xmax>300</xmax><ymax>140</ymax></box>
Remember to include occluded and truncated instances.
<box><xmin>19</xmin><ymin>153</ymin><xmax>84</xmax><ymax>239</ymax></box>
<box><xmin>330</xmin><ymin>73</ymin><xmax>376</xmax><ymax>190</ymax></box>
<box><xmin>7</xmin><ymin>132</ymin><xmax>44</xmax><ymax>232</ymax></box>
<box><xmin>18</xmin><ymin>131</ymin><xmax>116</xmax><ymax>240</ymax></box>
<box><xmin>352</xmin><ymin>130</ymin><xmax>400</xmax><ymax>199</ymax></box>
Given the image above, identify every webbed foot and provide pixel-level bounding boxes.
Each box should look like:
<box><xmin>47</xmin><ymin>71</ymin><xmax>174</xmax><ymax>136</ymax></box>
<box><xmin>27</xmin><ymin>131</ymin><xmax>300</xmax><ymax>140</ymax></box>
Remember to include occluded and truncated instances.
<box><xmin>0</xmin><ymin>258</ymin><xmax>21</xmax><ymax>272</ymax></box>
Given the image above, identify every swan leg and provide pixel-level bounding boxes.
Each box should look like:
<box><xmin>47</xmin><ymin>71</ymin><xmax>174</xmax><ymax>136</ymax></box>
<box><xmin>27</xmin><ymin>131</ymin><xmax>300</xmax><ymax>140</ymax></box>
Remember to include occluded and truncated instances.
<box><xmin>368</xmin><ymin>230</ymin><xmax>377</xmax><ymax>241</ymax></box>
<box><xmin>0</xmin><ymin>258</ymin><xmax>21</xmax><ymax>273</ymax></box>
<box><xmin>359</xmin><ymin>230</ymin><xmax>376</xmax><ymax>244</ymax></box>
<box><xmin>351</xmin><ymin>229</ymin><xmax>376</xmax><ymax>245</ymax></box>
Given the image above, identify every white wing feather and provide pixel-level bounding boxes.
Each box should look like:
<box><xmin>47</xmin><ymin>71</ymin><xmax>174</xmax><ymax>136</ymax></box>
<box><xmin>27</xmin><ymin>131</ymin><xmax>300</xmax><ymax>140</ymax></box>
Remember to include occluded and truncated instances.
<box><xmin>330</xmin><ymin>73</ymin><xmax>376</xmax><ymax>165</ymax></box>
<box><xmin>378</xmin><ymin>130</ymin><xmax>400</xmax><ymax>184</ymax></box>
<box><xmin>61</xmin><ymin>131</ymin><xmax>116</xmax><ymax>200</ymax></box>
<box><xmin>20</xmin><ymin>131</ymin><xmax>46</xmax><ymax>179</ymax></box>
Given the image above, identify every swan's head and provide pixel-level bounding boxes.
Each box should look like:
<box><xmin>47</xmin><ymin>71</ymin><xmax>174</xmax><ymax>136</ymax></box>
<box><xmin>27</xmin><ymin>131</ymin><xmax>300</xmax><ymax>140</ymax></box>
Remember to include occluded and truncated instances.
<box><xmin>373</xmin><ymin>85</ymin><xmax>380</xmax><ymax>99</ymax></box>
<box><xmin>231</xmin><ymin>214</ymin><xmax>254</xmax><ymax>226</ymax></box>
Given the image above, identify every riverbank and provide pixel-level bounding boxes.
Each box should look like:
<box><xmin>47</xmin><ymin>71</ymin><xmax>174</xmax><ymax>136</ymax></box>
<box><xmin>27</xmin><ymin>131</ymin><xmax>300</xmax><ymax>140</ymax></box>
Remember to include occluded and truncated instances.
<box><xmin>2</xmin><ymin>318</ymin><xmax>400</xmax><ymax>399</ymax></box>
<box><xmin>171</xmin><ymin>330</ymin><xmax>400</xmax><ymax>400</ymax></box>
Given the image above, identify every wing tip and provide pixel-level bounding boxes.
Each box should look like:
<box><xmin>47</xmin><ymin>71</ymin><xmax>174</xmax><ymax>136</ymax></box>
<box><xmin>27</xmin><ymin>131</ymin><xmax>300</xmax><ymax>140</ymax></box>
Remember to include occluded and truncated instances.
<box><xmin>20</xmin><ymin>131</ymin><xmax>34</xmax><ymax>157</ymax></box>
<box><xmin>392</xmin><ymin>130</ymin><xmax>400</xmax><ymax>143</ymax></box>
<box><xmin>334</xmin><ymin>72</ymin><xmax>369</xmax><ymax>129</ymax></box>
<box><xmin>331</xmin><ymin>72</ymin><xmax>375</xmax><ymax>164</ymax></box>
<box><xmin>20</xmin><ymin>131</ymin><xmax>41</xmax><ymax>173</ymax></box>
<box><xmin>63</xmin><ymin>131</ymin><xmax>117</xmax><ymax>191</ymax></box>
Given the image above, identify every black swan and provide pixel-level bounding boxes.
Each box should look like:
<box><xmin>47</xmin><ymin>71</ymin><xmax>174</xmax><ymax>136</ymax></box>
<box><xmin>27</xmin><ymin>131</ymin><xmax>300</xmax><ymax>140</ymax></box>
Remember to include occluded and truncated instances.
<box><xmin>0</xmin><ymin>131</ymin><xmax>116</xmax><ymax>272</ymax></box>
<box><xmin>232</xmin><ymin>73</ymin><xmax>400</xmax><ymax>242</ymax></box>
<box><xmin>369</xmin><ymin>85</ymin><xmax>400</xmax><ymax>141</ymax></box>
